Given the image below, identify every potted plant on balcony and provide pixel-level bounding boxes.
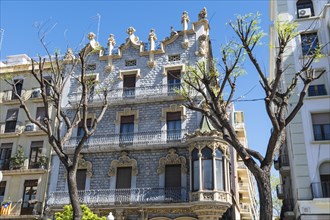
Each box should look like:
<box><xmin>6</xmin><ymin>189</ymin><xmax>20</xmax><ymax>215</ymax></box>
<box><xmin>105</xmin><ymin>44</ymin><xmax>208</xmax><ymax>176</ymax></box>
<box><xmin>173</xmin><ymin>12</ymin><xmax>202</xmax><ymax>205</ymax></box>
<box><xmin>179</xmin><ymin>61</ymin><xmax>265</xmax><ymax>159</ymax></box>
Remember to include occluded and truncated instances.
<box><xmin>38</xmin><ymin>155</ymin><xmax>48</xmax><ymax>169</ymax></box>
<box><xmin>10</xmin><ymin>146</ymin><xmax>27</xmax><ymax>170</ymax></box>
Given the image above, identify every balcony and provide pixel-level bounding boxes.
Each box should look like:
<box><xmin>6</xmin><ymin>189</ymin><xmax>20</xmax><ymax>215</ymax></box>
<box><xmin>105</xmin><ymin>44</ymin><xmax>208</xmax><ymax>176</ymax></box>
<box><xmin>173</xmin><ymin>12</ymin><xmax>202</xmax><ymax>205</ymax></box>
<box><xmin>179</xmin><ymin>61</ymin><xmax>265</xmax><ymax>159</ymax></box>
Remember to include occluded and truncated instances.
<box><xmin>68</xmin><ymin>84</ymin><xmax>187</xmax><ymax>105</ymax></box>
<box><xmin>275</xmin><ymin>153</ymin><xmax>290</xmax><ymax>175</ymax></box>
<box><xmin>64</xmin><ymin>130</ymin><xmax>187</xmax><ymax>149</ymax></box>
<box><xmin>0</xmin><ymin>122</ymin><xmax>23</xmax><ymax>138</ymax></box>
<box><xmin>311</xmin><ymin>182</ymin><xmax>330</xmax><ymax>198</ymax></box>
<box><xmin>0</xmin><ymin>200</ymin><xmax>42</xmax><ymax>218</ymax></box>
<box><xmin>2</xmin><ymin>90</ymin><xmax>21</xmax><ymax>104</ymax></box>
<box><xmin>276</xmin><ymin>184</ymin><xmax>284</xmax><ymax>199</ymax></box>
<box><xmin>47</xmin><ymin>187</ymin><xmax>188</xmax><ymax>207</ymax></box>
<box><xmin>281</xmin><ymin>199</ymin><xmax>294</xmax><ymax>220</ymax></box>
<box><xmin>190</xmin><ymin>190</ymin><xmax>231</xmax><ymax>204</ymax></box>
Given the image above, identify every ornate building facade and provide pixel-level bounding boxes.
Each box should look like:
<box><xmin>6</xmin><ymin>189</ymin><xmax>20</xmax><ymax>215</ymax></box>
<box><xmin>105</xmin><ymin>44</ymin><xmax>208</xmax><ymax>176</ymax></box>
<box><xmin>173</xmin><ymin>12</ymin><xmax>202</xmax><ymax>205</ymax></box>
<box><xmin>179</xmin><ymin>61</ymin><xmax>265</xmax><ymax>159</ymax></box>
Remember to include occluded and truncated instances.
<box><xmin>270</xmin><ymin>1</ymin><xmax>330</xmax><ymax>219</ymax></box>
<box><xmin>0</xmin><ymin>55</ymin><xmax>53</xmax><ymax>219</ymax></box>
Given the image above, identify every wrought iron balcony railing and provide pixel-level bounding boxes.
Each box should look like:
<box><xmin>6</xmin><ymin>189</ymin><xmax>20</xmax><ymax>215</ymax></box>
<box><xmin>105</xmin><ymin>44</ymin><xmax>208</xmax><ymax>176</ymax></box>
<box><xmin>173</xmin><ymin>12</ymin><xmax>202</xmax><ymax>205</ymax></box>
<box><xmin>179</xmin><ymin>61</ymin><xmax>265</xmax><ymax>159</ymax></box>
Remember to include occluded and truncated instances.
<box><xmin>64</xmin><ymin>130</ymin><xmax>187</xmax><ymax>148</ymax></box>
<box><xmin>68</xmin><ymin>84</ymin><xmax>186</xmax><ymax>103</ymax></box>
<box><xmin>47</xmin><ymin>187</ymin><xmax>188</xmax><ymax>206</ymax></box>
<box><xmin>311</xmin><ymin>181</ymin><xmax>330</xmax><ymax>198</ymax></box>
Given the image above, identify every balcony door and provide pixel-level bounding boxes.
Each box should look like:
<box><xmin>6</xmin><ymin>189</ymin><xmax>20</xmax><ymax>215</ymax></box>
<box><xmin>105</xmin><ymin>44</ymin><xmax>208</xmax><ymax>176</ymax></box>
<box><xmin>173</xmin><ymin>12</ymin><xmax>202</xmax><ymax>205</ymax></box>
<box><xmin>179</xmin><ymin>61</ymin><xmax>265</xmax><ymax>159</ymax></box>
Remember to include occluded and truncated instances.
<box><xmin>5</xmin><ymin>109</ymin><xmax>18</xmax><ymax>133</ymax></box>
<box><xmin>116</xmin><ymin>167</ymin><xmax>132</xmax><ymax>204</ymax></box>
<box><xmin>21</xmin><ymin>180</ymin><xmax>38</xmax><ymax>215</ymax></box>
<box><xmin>165</xmin><ymin>164</ymin><xmax>181</xmax><ymax>201</ymax></box>
<box><xmin>120</xmin><ymin>115</ymin><xmax>134</xmax><ymax>144</ymax></box>
<box><xmin>76</xmin><ymin>169</ymin><xmax>87</xmax><ymax>191</ymax></box>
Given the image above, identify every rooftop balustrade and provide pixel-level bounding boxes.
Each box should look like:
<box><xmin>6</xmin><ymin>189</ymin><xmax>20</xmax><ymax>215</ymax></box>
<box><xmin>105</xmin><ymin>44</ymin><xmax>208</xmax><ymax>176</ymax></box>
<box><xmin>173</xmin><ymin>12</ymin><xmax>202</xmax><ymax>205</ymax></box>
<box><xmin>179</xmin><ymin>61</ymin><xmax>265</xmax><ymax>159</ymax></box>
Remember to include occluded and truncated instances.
<box><xmin>47</xmin><ymin>187</ymin><xmax>188</xmax><ymax>207</ymax></box>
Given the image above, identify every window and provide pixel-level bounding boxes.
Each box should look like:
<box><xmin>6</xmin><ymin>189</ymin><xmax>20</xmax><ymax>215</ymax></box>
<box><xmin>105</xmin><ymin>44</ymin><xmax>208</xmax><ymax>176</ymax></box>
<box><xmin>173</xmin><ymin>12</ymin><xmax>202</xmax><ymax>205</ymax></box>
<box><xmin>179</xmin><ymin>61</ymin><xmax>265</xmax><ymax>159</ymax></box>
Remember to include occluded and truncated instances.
<box><xmin>201</xmin><ymin>147</ymin><xmax>213</xmax><ymax>190</ymax></box>
<box><xmin>76</xmin><ymin>169</ymin><xmax>87</xmax><ymax>191</ymax></box>
<box><xmin>192</xmin><ymin>149</ymin><xmax>200</xmax><ymax>191</ymax></box>
<box><xmin>0</xmin><ymin>181</ymin><xmax>6</xmax><ymax>203</ymax></box>
<box><xmin>12</xmin><ymin>79</ymin><xmax>23</xmax><ymax>100</ymax></box>
<box><xmin>86</xmin><ymin>77</ymin><xmax>97</xmax><ymax>102</ymax></box>
<box><xmin>301</xmin><ymin>33</ymin><xmax>319</xmax><ymax>56</ymax></box>
<box><xmin>86</xmin><ymin>64</ymin><xmax>96</xmax><ymax>71</ymax></box>
<box><xmin>312</xmin><ymin>113</ymin><xmax>330</xmax><ymax>140</ymax></box>
<box><xmin>167</xmin><ymin>70</ymin><xmax>181</xmax><ymax>93</ymax></box>
<box><xmin>125</xmin><ymin>59</ymin><xmax>136</xmax><ymax>67</ymax></box>
<box><xmin>0</xmin><ymin>143</ymin><xmax>12</xmax><ymax>170</ymax></box>
<box><xmin>77</xmin><ymin>118</ymin><xmax>93</xmax><ymax>137</ymax></box>
<box><xmin>21</xmin><ymin>180</ymin><xmax>38</xmax><ymax>215</ymax></box>
<box><xmin>5</xmin><ymin>109</ymin><xmax>19</xmax><ymax>133</ymax></box>
<box><xmin>36</xmin><ymin>107</ymin><xmax>45</xmax><ymax>124</ymax></box>
<box><xmin>123</xmin><ymin>74</ymin><xmax>136</xmax><ymax>97</ymax></box>
<box><xmin>319</xmin><ymin>162</ymin><xmax>330</xmax><ymax>198</ymax></box>
<box><xmin>42</xmin><ymin>77</ymin><xmax>52</xmax><ymax>96</ymax></box>
<box><xmin>191</xmin><ymin>147</ymin><xmax>225</xmax><ymax>191</ymax></box>
<box><xmin>297</xmin><ymin>0</ymin><xmax>314</xmax><ymax>18</ymax></box>
<box><xmin>29</xmin><ymin>141</ymin><xmax>43</xmax><ymax>169</ymax></box>
<box><xmin>308</xmin><ymin>73</ymin><xmax>328</xmax><ymax>96</ymax></box>
<box><xmin>168</xmin><ymin>55</ymin><xmax>181</xmax><ymax>62</ymax></box>
<box><xmin>120</xmin><ymin>115</ymin><xmax>134</xmax><ymax>143</ymax></box>
<box><xmin>166</xmin><ymin>112</ymin><xmax>181</xmax><ymax>140</ymax></box>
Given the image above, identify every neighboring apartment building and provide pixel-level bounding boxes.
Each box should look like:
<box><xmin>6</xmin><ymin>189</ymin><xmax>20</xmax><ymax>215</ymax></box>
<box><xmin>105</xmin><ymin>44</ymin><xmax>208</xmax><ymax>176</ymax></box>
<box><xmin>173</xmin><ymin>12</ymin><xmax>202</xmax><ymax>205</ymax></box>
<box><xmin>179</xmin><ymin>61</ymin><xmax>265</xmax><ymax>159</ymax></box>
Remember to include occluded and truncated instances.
<box><xmin>0</xmin><ymin>55</ymin><xmax>53</xmax><ymax>219</ymax></box>
<box><xmin>269</xmin><ymin>0</ymin><xmax>330</xmax><ymax>219</ymax></box>
<box><xmin>45</xmin><ymin>8</ymin><xmax>258</xmax><ymax>220</ymax></box>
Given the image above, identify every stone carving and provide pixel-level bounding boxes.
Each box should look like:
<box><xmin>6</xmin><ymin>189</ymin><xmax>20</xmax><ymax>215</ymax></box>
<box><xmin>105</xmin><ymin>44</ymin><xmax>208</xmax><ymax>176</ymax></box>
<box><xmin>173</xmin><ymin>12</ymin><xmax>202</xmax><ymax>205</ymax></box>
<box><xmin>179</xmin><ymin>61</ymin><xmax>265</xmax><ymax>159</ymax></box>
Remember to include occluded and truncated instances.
<box><xmin>189</xmin><ymin>141</ymin><xmax>230</xmax><ymax>157</ymax></box>
<box><xmin>170</xmin><ymin>26</ymin><xmax>178</xmax><ymax>37</ymax></box>
<box><xmin>88</xmin><ymin>32</ymin><xmax>96</xmax><ymax>40</ymax></box>
<box><xmin>77</xmin><ymin>155</ymin><xmax>93</xmax><ymax>177</ymax></box>
<box><xmin>108</xmin><ymin>151</ymin><xmax>138</xmax><ymax>176</ymax></box>
<box><xmin>196</xmin><ymin>34</ymin><xmax>208</xmax><ymax>56</ymax></box>
<box><xmin>181</xmin><ymin>11</ymin><xmax>190</xmax><ymax>24</ymax></box>
<box><xmin>198</xmin><ymin>7</ymin><xmax>207</xmax><ymax>20</ymax></box>
<box><xmin>108</xmin><ymin>34</ymin><xmax>116</xmax><ymax>47</ymax></box>
<box><xmin>64</xmin><ymin>48</ymin><xmax>75</xmax><ymax>60</ymax></box>
<box><xmin>157</xmin><ymin>148</ymin><xmax>187</xmax><ymax>174</ymax></box>
<box><xmin>126</xmin><ymin>27</ymin><xmax>139</xmax><ymax>43</ymax></box>
<box><xmin>148</xmin><ymin>29</ymin><xmax>157</xmax><ymax>42</ymax></box>
<box><xmin>87</xmin><ymin>32</ymin><xmax>99</xmax><ymax>49</ymax></box>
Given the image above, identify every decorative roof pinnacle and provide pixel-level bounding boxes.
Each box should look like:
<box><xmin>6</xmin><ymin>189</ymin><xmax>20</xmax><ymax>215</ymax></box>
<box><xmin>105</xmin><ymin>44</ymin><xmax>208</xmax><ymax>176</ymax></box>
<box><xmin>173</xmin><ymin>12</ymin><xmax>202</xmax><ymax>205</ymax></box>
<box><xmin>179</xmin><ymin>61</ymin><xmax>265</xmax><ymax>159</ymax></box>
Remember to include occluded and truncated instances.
<box><xmin>198</xmin><ymin>7</ymin><xmax>207</xmax><ymax>20</ymax></box>
<box><xmin>181</xmin><ymin>11</ymin><xmax>190</xmax><ymax>23</ymax></box>
<box><xmin>108</xmin><ymin>34</ymin><xmax>116</xmax><ymax>46</ymax></box>
<box><xmin>148</xmin><ymin>29</ymin><xmax>157</xmax><ymax>41</ymax></box>
<box><xmin>126</xmin><ymin>27</ymin><xmax>136</xmax><ymax>36</ymax></box>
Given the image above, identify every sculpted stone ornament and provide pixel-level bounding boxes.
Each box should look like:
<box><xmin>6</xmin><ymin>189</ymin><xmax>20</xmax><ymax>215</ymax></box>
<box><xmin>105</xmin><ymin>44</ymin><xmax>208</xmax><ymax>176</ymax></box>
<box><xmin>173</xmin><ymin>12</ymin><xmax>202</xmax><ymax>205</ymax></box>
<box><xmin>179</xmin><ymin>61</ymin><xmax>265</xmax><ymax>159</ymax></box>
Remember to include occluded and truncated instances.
<box><xmin>198</xmin><ymin>7</ymin><xmax>208</xmax><ymax>20</ymax></box>
<box><xmin>108</xmin><ymin>151</ymin><xmax>138</xmax><ymax>176</ymax></box>
<box><xmin>77</xmin><ymin>154</ymin><xmax>93</xmax><ymax>177</ymax></box>
<box><xmin>147</xmin><ymin>60</ymin><xmax>156</xmax><ymax>68</ymax></box>
<box><xmin>64</xmin><ymin>48</ymin><xmax>75</xmax><ymax>60</ymax></box>
<box><xmin>87</xmin><ymin>32</ymin><xmax>99</xmax><ymax>49</ymax></box>
<box><xmin>157</xmin><ymin>148</ymin><xmax>187</xmax><ymax>174</ymax></box>
<box><xmin>181</xmin><ymin>11</ymin><xmax>190</xmax><ymax>24</ymax></box>
<box><xmin>196</xmin><ymin>34</ymin><xmax>208</xmax><ymax>56</ymax></box>
<box><xmin>148</xmin><ymin>29</ymin><xmax>157</xmax><ymax>42</ymax></box>
<box><xmin>108</xmin><ymin>34</ymin><xmax>116</xmax><ymax>47</ymax></box>
<box><xmin>170</xmin><ymin>26</ymin><xmax>178</xmax><ymax>37</ymax></box>
<box><xmin>126</xmin><ymin>27</ymin><xmax>139</xmax><ymax>43</ymax></box>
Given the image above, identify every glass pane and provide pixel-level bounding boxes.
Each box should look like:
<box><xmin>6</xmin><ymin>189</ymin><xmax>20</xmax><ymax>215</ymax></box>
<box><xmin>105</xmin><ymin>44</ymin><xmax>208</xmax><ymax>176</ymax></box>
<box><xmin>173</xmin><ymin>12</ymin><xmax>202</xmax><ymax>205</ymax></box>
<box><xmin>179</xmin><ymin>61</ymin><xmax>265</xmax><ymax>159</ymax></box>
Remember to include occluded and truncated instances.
<box><xmin>216</xmin><ymin>159</ymin><xmax>223</xmax><ymax>190</ymax></box>
<box><xmin>324</xmin><ymin>124</ymin><xmax>330</xmax><ymax>140</ymax></box>
<box><xmin>202</xmin><ymin>160</ymin><xmax>213</xmax><ymax>190</ymax></box>
<box><xmin>215</xmin><ymin>149</ymin><xmax>223</xmax><ymax>158</ymax></box>
<box><xmin>193</xmin><ymin>160</ymin><xmax>200</xmax><ymax>191</ymax></box>
<box><xmin>202</xmin><ymin>147</ymin><xmax>212</xmax><ymax>159</ymax></box>
<box><xmin>313</xmin><ymin>125</ymin><xmax>322</xmax><ymax>140</ymax></box>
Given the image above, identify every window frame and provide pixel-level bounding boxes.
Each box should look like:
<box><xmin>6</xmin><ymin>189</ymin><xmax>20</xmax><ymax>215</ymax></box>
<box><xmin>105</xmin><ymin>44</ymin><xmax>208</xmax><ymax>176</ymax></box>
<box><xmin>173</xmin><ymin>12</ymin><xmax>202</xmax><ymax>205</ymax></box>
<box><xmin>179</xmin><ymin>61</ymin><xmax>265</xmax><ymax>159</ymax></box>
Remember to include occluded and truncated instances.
<box><xmin>300</xmin><ymin>32</ymin><xmax>319</xmax><ymax>56</ymax></box>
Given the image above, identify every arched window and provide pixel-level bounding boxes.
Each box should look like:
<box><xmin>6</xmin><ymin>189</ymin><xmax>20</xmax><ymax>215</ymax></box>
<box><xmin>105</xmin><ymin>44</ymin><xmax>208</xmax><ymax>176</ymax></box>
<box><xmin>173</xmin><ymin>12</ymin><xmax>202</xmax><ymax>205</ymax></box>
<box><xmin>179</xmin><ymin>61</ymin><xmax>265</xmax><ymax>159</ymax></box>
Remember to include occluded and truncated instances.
<box><xmin>215</xmin><ymin>149</ymin><xmax>224</xmax><ymax>190</ymax></box>
<box><xmin>319</xmin><ymin>162</ymin><xmax>330</xmax><ymax>197</ymax></box>
<box><xmin>202</xmin><ymin>147</ymin><xmax>213</xmax><ymax>190</ymax></box>
<box><xmin>192</xmin><ymin>148</ymin><xmax>199</xmax><ymax>191</ymax></box>
<box><xmin>296</xmin><ymin>0</ymin><xmax>315</xmax><ymax>18</ymax></box>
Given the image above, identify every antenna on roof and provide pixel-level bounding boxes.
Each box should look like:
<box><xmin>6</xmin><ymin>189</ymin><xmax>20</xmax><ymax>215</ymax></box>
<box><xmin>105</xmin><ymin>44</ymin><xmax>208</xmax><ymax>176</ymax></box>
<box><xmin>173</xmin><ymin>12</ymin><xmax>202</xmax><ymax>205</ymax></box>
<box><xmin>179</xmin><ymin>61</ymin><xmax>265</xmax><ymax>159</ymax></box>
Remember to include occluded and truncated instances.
<box><xmin>96</xmin><ymin>13</ymin><xmax>101</xmax><ymax>42</ymax></box>
<box><xmin>0</xmin><ymin>28</ymin><xmax>4</xmax><ymax>51</ymax></box>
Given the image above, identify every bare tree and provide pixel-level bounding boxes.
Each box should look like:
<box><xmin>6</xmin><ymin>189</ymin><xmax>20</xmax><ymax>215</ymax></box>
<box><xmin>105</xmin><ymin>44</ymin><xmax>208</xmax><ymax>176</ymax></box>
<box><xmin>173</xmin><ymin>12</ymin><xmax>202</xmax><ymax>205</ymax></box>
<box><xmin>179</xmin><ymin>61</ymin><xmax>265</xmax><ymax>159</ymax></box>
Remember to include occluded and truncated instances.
<box><xmin>3</xmin><ymin>33</ymin><xmax>108</xmax><ymax>219</ymax></box>
<box><xmin>181</xmin><ymin>14</ymin><xmax>326</xmax><ymax>220</ymax></box>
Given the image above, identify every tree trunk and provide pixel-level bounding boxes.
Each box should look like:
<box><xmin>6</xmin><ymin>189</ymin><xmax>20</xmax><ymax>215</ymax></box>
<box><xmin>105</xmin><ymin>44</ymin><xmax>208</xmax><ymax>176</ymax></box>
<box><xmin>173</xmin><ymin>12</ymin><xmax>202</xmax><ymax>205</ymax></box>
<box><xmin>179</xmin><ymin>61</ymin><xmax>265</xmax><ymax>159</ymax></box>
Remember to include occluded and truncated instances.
<box><xmin>256</xmin><ymin>170</ymin><xmax>273</xmax><ymax>220</ymax></box>
<box><xmin>67</xmin><ymin>167</ymin><xmax>83</xmax><ymax>220</ymax></box>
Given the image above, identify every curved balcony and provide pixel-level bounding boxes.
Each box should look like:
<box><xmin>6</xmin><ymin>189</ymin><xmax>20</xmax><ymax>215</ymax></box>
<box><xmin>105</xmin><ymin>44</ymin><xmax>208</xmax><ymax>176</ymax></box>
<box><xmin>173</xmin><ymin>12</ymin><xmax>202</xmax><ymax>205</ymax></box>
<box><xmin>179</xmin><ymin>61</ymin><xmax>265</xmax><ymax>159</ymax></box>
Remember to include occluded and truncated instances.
<box><xmin>64</xmin><ymin>129</ymin><xmax>187</xmax><ymax>149</ymax></box>
<box><xmin>47</xmin><ymin>187</ymin><xmax>188</xmax><ymax>207</ymax></box>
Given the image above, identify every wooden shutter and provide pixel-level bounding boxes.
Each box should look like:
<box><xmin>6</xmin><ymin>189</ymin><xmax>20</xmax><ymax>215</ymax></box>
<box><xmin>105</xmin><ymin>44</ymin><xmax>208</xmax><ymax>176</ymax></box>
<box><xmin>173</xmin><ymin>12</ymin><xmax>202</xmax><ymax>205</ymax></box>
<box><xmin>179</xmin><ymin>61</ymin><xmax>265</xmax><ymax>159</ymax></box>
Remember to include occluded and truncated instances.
<box><xmin>76</xmin><ymin>169</ymin><xmax>87</xmax><ymax>191</ymax></box>
<box><xmin>166</xmin><ymin>112</ymin><xmax>181</xmax><ymax>121</ymax></box>
<box><xmin>6</xmin><ymin>109</ymin><xmax>19</xmax><ymax>121</ymax></box>
<box><xmin>165</xmin><ymin>164</ymin><xmax>181</xmax><ymax>188</ymax></box>
<box><xmin>123</xmin><ymin>75</ymin><xmax>136</xmax><ymax>88</ymax></box>
<box><xmin>121</xmin><ymin>115</ymin><xmax>134</xmax><ymax>124</ymax></box>
<box><xmin>116</xmin><ymin>167</ymin><xmax>132</xmax><ymax>189</ymax></box>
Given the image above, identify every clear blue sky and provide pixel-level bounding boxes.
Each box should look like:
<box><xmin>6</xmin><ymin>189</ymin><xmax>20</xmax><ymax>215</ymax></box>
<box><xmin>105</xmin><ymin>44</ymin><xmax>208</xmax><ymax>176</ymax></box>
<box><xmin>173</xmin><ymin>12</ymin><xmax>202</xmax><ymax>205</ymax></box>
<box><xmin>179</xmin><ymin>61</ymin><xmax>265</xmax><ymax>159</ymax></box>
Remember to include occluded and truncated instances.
<box><xmin>0</xmin><ymin>0</ymin><xmax>272</xmax><ymax>156</ymax></box>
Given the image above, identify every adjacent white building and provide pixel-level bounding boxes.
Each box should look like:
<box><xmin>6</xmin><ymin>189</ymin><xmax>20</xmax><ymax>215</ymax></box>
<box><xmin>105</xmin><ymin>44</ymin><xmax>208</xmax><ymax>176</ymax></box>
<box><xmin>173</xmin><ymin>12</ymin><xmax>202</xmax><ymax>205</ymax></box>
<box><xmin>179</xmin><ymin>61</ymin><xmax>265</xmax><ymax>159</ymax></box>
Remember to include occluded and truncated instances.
<box><xmin>270</xmin><ymin>1</ymin><xmax>330</xmax><ymax>219</ymax></box>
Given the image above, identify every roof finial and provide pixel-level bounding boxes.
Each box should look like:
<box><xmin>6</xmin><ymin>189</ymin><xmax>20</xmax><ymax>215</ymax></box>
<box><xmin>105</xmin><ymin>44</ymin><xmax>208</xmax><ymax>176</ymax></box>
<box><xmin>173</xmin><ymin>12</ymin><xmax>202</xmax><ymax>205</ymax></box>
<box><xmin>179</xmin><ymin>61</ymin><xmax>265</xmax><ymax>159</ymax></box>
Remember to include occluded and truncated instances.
<box><xmin>198</xmin><ymin>7</ymin><xmax>207</xmax><ymax>20</ymax></box>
